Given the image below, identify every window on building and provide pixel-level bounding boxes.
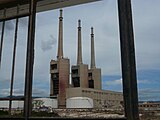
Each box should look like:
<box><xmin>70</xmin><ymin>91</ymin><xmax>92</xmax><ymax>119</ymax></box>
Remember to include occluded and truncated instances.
<box><xmin>72</xmin><ymin>69</ymin><xmax>78</xmax><ymax>74</ymax></box>
<box><xmin>89</xmin><ymin>79</ymin><xmax>94</xmax><ymax>88</ymax></box>
<box><xmin>51</xmin><ymin>64</ymin><xmax>57</xmax><ymax>70</ymax></box>
<box><xmin>51</xmin><ymin>73</ymin><xmax>59</xmax><ymax>79</ymax></box>
<box><xmin>72</xmin><ymin>77</ymin><xmax>80</xmax><ymax>87</ymax></box>
<box><xmin>53</xmin><ymin>79</ymin><xmax>59</xmax><ymax>95</ymax></box>
<box><xmin>88</xmin><ymin>72</ymin><xmax>92</xmax><ymax>77</ymax></box>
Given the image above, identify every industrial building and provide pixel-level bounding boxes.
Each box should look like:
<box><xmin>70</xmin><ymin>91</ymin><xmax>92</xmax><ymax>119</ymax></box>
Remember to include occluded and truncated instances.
<box><xmin>139</xmin><ymin>101</ymin><xmax>160</xmax><ymax>111</ymax></box>
<box><xmin>50</xmin><ymin>9</ymin><xmax>123</xmax><ymax>109</ymax></box>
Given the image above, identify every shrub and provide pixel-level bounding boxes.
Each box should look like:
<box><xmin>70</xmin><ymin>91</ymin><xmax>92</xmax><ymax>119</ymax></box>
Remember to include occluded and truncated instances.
<box><xmin>0</xmin><ymin>110</ymin><xmax>8</xmax><ymax>116</ymax></box>
<box><xmin>31</xmin><ymin>111</ymin><xmax>60</xmax><ymax>117</ymax></box>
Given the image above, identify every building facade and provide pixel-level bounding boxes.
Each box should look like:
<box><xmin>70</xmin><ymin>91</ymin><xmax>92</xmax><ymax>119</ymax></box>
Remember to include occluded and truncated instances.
<box><xmin>139</xmin><ymin>102</ymin><xmax>160</xmax><ymax>110</ymax></box>
<box><xmin>71</xmin><ymin>20</ymin><xmax>88</xmax><ymax>88</ymax></box>
<box><xmin>66</xmin><ymin>87</ymin><xmax>123</xmax><ymax>109</ymax></box>
<box><xmin>88</xmin><ymin>27</ymin><xmax>101</xmax><ymax>89</ymax></box>
<box><xmin>50</xmin><ymin>9</ymin><xmax>70</xmax><ymax>108</ymax></box>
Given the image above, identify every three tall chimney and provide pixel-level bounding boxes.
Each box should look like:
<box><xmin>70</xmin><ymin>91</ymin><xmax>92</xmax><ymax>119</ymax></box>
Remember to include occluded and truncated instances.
<box><xmin>57</xmin><ymin>9</ymin><xmax>63</xmax><ymax>59</ymax></box>
<box><xmin>77</xmin><ymin>20</ymin><xmax>83</xmax><ymax>65</ymax></box>
<box><xmin>91</xmin><ymin>27</ymin><xmax>96</xmax><ymax>69</ymax></box>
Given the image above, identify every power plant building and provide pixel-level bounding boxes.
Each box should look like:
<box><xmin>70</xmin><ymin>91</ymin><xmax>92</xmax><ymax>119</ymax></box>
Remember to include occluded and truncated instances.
<box><xmin>50</xmin><ymin>9</ymin><xmax>123</xmax><ymax>109</ymax></box>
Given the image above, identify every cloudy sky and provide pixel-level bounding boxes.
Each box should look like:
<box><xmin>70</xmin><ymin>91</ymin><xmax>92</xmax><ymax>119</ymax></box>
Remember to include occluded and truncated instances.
<box><xmin>0</xmin><ymin>0</ymin><xmax>159</xmax><ymax>101</ymax></box>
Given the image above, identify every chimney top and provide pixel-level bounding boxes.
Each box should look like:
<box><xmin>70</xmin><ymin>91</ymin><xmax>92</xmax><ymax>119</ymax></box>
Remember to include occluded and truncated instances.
<box><xmin>78</xmin><ymin>19</ymin><xmax>81</xmax><ymax>27</ymax></box>
<box><xmin>91</xmin><ymin>27</ymin><xmax>94</xmax><ymax>34</ymax></box>
<box><xmin>60</xmin><ymin>9</ymin><xmax>63</xmax><ymax>17</ymax></box>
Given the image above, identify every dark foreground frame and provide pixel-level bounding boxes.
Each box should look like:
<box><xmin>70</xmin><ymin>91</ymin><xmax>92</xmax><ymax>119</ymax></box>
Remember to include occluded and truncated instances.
<box><xmin>0</xmin><ymin>0</ymin><xmax>139</xmax><ymax>120</ymax></box>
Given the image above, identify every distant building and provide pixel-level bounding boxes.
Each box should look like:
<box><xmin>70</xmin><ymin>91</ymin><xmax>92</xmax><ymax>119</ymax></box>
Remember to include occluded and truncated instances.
<box><xmin>139</xmin><ymin>101</ymin><xmax>160</xmax><ymax>110</ymax></box>
<box><xmin>50</xmin><ymin>9</ymin><xmax>123</xmax><ymax>109</ymax></box>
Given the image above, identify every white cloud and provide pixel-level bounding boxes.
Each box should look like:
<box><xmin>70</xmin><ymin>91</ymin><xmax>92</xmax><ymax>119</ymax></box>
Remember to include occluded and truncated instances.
<box><xmin>0</xmin><ymin>89</ymin><xmax>10</xmax><ymax>96</ymax></box>
<box><xmin>0</xmin><ymin>88</ymin><xmax>48</xmax><ymax>97</ymax></box>
<box><xmin>138</xmin><ymin>88</ymin><xmax>160</xmax><ymax>101</ymax></box>
<box><xmin>0</xmin><ymin>20</ymin><xmax>14</xmax><ymax>31</ymax></box>
<box><xmin>0</xmin><ymin>88</ymin><xmax>23</xmax><ymax>97</ymax></box>
<box><xmin>132</xmin><ymin>0</ymin><xmax>160</xmax><ymax>71</ymax></box>
<box><xmin>41</xmin><ymin>35</ymin><xmax>57</xmax><ymax>52</ymax></box>
<box><xmin>106</xmin><ymin>79</ymin><xmax>151</xmax><ymax>86</ymax></box>
<box><xmin>138</xmin><ymin>80</ymin><xmax>150</xmax><ymax>84</ymax></box>
<box><xmin>106</xmin><ymin>78</ymin><xmax>122</xmax><ymax>86</ymax></box>
<box><xmin>32</xmin><ymin>88</ymin><xmax>49</xmax><ymax>97</ymax></box>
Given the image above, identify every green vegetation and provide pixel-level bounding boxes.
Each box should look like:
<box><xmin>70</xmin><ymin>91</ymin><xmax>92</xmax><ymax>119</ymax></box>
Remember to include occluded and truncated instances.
<box><xmin>0</xmin><ymin>110</ymin><xmax>8</xmax><ymax>117</ymax></box>
<box><xmin>32</xmin><ymin>100</ymin><xmax>44</xmax><ymax>108</ymax></box>
<box><xmin>31</xmin><ymin>111</ymin><xmax>60</xmax><ymax>117</ymax></box>
<box><xmin>0</xmin><ymin>110</ymin><xmax>60</xmax><ymax>118</ymax></box>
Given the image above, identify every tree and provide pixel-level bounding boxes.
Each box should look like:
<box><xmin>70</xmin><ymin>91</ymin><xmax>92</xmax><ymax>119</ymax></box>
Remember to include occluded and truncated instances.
<box><xmin>32</xmin><ymin>100</ymin><xmax>44</xmax><ymax>109</ymax></box>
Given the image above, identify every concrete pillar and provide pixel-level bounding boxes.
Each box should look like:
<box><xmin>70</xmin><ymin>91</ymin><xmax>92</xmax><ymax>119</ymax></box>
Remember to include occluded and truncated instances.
<box><xmin>117</xmin><ymin>0</ymin><xmax>139</xmax><ymax>119</ymax></box>
<box><xmin>24</xmin><ymin>0</ymin><xmax>37</xmax><ymax>118</ymax></box>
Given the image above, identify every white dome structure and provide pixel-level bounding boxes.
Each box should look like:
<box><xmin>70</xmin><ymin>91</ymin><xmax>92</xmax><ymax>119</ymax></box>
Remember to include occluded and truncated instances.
<box><xmin>66</xmin><ymin>97</ymin><xmax>93</xmax><ymax>108</ymax></box>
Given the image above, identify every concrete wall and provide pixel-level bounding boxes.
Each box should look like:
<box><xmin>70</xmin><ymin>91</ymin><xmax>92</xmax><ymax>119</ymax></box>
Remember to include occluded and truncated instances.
<box><xmin>88</xmin><ymin>68</ymin><xmax>101</xmax><ymax>90</ymax></box>
<box><xmin>50</xmin><ymin>58</ymin><xmax>70</xmax><ymax>108</ymax></box>
<box><xmin>58</xmin><ymin>58</ymin><xmax>70</xmax><ymax>108</ymax></box>
<box><xmin>66</xmin><ymin>87</ymin><xmax>123</xmax><ymax>109</ymax></box>
<box><xmin>71</xmin><ymin>64</ymin><xmax>88</xmax><ymax>88</ymax></box>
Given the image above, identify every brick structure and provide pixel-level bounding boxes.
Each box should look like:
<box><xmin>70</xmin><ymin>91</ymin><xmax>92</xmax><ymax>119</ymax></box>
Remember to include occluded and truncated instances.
<box><xmin>50</xmin><ymin>9</ymin><xmax>70</xmax><ymax>108</ymax></box>
<box><xmin>71</xmin><ymin>20</ymin><xmax>88</xmax><ymax>88</ymax></box>
<box><xmin>88</xmin><ymin>27</ymin><xmax>101</xmax><ymax>90</ymax></box>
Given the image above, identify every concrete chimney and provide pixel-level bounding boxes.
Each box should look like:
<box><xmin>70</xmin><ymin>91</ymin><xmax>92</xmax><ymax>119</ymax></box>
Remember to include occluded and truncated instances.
<box><xmin>77</xmin><ymin>19</ymin><xmax>83</xmax><ymax>65</ymax></box>
<box><xmin>57</xmin><ymin>9</ymin><xmax>63</xmax><ymax>59</ymax></box>
<box><xmin>91</xmin><ymin>27</ymin><xmax>96</xmax><ymax>69</ymax></box>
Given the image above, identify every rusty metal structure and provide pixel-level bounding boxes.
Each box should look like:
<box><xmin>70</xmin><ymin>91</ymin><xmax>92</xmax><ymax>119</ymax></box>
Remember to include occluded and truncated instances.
<box><xmin>0</xmin><ymin>0</ymin><xmax>139</xmax><ymax>120</ymax></box>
